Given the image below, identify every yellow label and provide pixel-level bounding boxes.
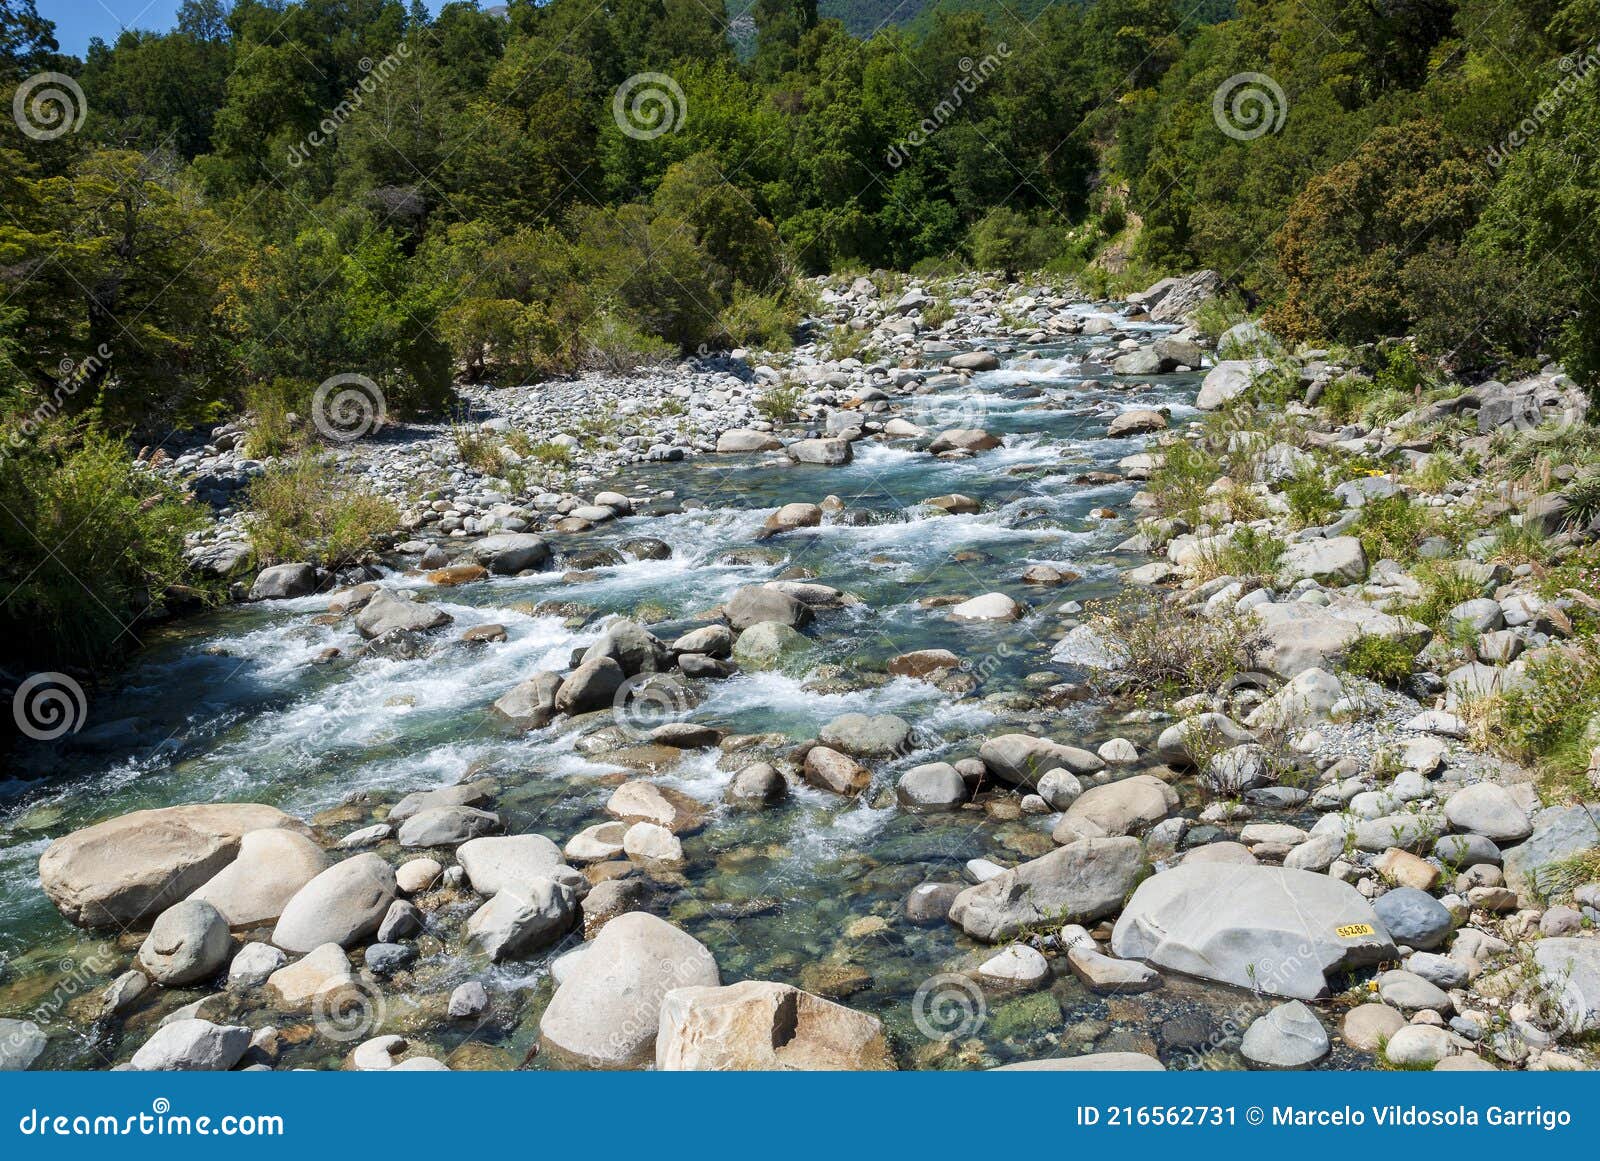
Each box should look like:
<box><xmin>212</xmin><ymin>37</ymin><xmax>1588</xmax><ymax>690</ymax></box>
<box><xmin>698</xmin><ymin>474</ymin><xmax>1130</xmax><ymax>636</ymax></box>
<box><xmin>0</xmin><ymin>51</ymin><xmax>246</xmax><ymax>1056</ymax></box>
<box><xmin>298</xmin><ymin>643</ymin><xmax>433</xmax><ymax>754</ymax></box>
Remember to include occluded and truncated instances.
<box><xmin>1336</xmin><ymin>923</ymin><xmax>1375</xmax><ymax>938</ymax></box>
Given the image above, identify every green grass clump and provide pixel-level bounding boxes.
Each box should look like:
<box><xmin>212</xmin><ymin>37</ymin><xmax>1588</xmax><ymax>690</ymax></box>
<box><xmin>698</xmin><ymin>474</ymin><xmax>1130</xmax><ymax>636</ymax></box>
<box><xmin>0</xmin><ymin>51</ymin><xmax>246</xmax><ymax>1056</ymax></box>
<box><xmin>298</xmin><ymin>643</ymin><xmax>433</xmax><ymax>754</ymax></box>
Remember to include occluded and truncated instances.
<box><xmin>245</xmin><ymin>454</ymin><xmax>399</xmax><ymax>568</ymax></box>
<box><xmin>1341</xmin><ymin>634</ymin><xmax>1417</xmax><ymax>686</ymax></box>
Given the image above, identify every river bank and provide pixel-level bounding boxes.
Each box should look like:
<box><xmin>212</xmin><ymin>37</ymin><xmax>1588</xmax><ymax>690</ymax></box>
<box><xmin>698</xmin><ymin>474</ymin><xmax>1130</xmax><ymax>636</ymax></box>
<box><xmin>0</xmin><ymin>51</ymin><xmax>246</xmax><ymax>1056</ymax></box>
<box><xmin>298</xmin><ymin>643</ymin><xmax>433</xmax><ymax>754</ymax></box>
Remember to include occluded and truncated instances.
<box><xmin>2</xmin><ymin>270</ymin><xmax>1597</xmax><ymax>1073</ymax></box>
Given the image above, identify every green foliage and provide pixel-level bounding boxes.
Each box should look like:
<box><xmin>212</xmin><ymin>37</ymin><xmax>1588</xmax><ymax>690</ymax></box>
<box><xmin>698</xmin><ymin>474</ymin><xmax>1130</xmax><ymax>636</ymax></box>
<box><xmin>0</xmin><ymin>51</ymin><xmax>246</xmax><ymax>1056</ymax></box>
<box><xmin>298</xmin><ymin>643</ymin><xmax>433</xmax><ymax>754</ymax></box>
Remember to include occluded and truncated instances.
<box><xmin>1283</xmin><ymin>465</ymin><xmax>1341</xmax><ymax>528</ymax></box>
<box><xmin>1487</xmin><ymin>640</ymin><xmax>1600</xmax><ymax>801</ymax></box>
<box><xmin>0</xmin><ymin>419</ymin><xmax>207</xmax><ymax>666</ymax></box>
<box><xmin>1341</xmin><ymin>634</ymin><xmax>1416</xmax><ymax>686</ymax></box>
<box><xmin>757</xmin><ymin>382</ymin><xmax>805</xmax><ymax>424</ymax></box>
<box><xmin>968</xmin><ymin>207</ymin><xmax>1066</xmax><ymax>279</ymax></box>
<box><xmin>1146</xmin><ymin>437</ymin><xmax>1221</xmax><ymax>521</ymax></box>
<box><xmin>243</xmin><ymin>454</ymin><xmax>399</xmax><ymax>568</ymax></box>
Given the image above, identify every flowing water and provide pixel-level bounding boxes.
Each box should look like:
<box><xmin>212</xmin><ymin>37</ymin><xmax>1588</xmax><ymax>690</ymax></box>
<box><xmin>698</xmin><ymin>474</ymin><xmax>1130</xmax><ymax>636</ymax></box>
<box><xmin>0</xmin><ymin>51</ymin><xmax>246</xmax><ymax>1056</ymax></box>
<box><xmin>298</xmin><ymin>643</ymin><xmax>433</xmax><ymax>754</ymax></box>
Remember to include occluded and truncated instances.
<box><xmin>0</xmin><ymin>315</ymin><xmax>1369</xmax><ymax>1070</ymax></box>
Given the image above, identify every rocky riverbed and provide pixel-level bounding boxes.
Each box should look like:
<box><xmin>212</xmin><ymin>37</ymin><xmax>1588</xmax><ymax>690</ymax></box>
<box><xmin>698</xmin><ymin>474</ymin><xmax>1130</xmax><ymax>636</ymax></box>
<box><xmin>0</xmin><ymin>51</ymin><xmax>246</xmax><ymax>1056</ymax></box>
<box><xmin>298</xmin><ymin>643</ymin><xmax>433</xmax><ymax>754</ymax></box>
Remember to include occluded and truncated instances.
<box><xmin>2</xmin><ymin>270</ymin><xmax>1598</xmax><ymax>1073</ymax></box>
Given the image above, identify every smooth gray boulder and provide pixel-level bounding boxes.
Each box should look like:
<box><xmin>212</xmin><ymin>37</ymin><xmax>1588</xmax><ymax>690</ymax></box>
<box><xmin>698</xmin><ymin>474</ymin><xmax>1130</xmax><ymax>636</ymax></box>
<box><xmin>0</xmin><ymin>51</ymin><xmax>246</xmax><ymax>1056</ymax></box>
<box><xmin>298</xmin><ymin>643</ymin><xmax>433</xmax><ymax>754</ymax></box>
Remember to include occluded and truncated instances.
<box><xmin>785</xmin><ymin>438</ymin><xmax>852</xmax><ymax>465</ymax></box>
<box><xmin>1111</xmin><ymin>864</ymin><xmax>1395</xmax><ymax>999</ymax></box>
<box><xmin>396</xmin><ymin>805</ymin><xmax>502</xmax><ymax>848</ymax></box>
<box><xmin>583</xmin><ymin>620</ymin><xmax>672</xmax><ymax>676</ymax></box>
<box><xmin>539</xmin><ymin>913</ymin><xmax>719</xmax><ymax>1068</ymax></box>
<box><xmin>554</xmin><ymin>657</ymin><xmax>625</xmax><ymax>715</ymax></box>
<box><xmin>271</xmin><ymin>854</ymin><xmax>397</xmax><ymax>953</ymax></box>
<box><xmin>895</xmin><ymin>763</ymin><xmax>967</xmax><ymax>810</ymax></box>
<box><xmin>465</xmin><ymin>533</ymin><xmax>551</xmax><ymax>574</ymax></box>
<box><xmin>1534</xmin><ymin>937</ymin><xmax>1600</xmax><ymax>1033</ymax></box>
<box><xmin>456</xmin><ymin>834</ymin><xmax>567</xmax><ymax>895</ymax></box>
<box><xmin>138</xmin><ymin>899</ymin><xmax>232</xmax><ymax>986</ymax></box>
<box><xmin>354</xmin><ymin>589</ymin><xmax>452</xmax><ymax>639</ymax></box>
<box><xmin>490</xmin><ymin>671</ymin><xmax>562</xmax><ymax>729</ymax></box>
<box><xmin>249</xmin><ymin>563</ymin><xmax>316</xmax><ymax>601</ymax></box>
<box><xmin>725</xmin><ymin>585</ymin><xmax>813</xmax><ymax>631</ymax></box>
<box><xmin>130</xmin><ymin>1019</ymin><xmax>251</xmax><ymax>1071</ymax></box>
<box><xmin>466</xmin><ymin>879</ymin><xmax>578</xmax><ymax>960</ymax></box>
<box><xmin>948</xmin><ymin>837</ymin><xmax>1147</xmax><ymax>942</ymax></box>
<box><xmin>979</xmin><ymin>734</ymin><xmax>1104</xmax><ymax>787</ymax></box>
<box><xmin>819</xmin><ymin>713</ymin><xmax>912</xmax><ymax>758</ymax></box>
<box><xmin>1443</xmin><ymin>783</ymin><xmax>1532</xmax><ymax>843</ymax></box>
<box><xmin>0</xmin><ymin>1019</ymin><xmax>46</xmax><ymax>1070</ymax></box>
<box><xmin>1503</xmin><ymin>804</ymin><xmax>1600</xmax><ymax>894</ymax></box>
<box><xmin>1240</xmin><ymin>1001</ymin><xmax>1330</xmax><ymax>1068</ymax></box>
<box><xmin>188</xmin><ymin>828</ymin><xmax>329</xmax><ymax>929</ymax></box>
<box><xmin>1054</xmin><ymin>775</ymin><xmax>1179</xmax><ymax>841</ymax></box>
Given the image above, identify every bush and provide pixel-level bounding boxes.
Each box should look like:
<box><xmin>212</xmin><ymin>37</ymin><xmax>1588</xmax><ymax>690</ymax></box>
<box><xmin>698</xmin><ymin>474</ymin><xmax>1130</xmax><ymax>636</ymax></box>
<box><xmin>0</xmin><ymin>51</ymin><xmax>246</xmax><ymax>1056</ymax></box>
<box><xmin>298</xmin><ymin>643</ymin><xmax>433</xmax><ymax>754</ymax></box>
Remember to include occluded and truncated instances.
<box><xmin>577</xmin><ymin>315</ymin><xmax>676</xmax><ymax>372</ymax></box>
<box><xmin>0</xmin><ymin>421</ymin><xmax>206</xmax><ymax>666</ymax></box>
<box><xmin>244</xmin><ymin>454</ymin><xmax>399</xmax><ymax>568</ymax></box>
<box><xmin>1284</xmin><ymin>465</ymin><xmax>1341</xmax><ymax>528</ymax></box>
<box><xmin>1342</xmin><ymin>634</ymin><xmax>1416</xmax><ymax>686</ymax></box>
<box><xmin>242</xmin><ymin>379</ymin><xmax>310</xmax><ymax>459</ymax></box>
<box><xmin>756</xmin><ymin>382</ymin><xmax>804</xmax><ymax>424</ymax></box>
<box><xmin>1087</xmin><ymin>593</ymin><xmax>1268</xmax><ymax>703</ymax></box>
<box><xmin>968</xmin><ymin>207</ymin><xmax>1066</xmax><ymax>279</ymax></box>
<box><xmin>1485</xmin><ymin>641</ymin><xmax>1600</xmax><ymax>802</ymax></box>
<box><xmin>1146</xmin><ymin>437</ymin><xmax>1221</xmax><ymax>521</ymax></box>
<box><xmin>716</xmin><ymin>286</ymin><xmax>798</xmax><ymax>352</ymax></box>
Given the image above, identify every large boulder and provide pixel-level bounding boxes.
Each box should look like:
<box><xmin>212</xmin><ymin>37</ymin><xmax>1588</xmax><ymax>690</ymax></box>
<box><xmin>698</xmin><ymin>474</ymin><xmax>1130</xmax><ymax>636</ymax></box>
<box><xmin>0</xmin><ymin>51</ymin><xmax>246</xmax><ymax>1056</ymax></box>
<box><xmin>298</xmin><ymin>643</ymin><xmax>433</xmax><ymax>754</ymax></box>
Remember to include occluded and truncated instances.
<box><xmin>539</xmin><ymin>913</ymin><xmax>719</xmax><ymax>1069</ymax></box>
<box><xmin>1503</xmin><ymin>804</ymin><xmax>1600</xmax><ymax>894</ymax></box>
<box><xmin>1443</xmin><ymin>783</ymin><xmax>1533</xmax><ymax>844</ymax></box>
<box><xmin>396</xmin><ymin>805</ymin><xmax>501</xmax><ymax>848</ymax></box>
<box><xmin>554</xmin><ymin>657</ymin><xmax>625</xmax><ymax>715</ymax></box>
<box><xmin>354</xmin><ymin>589</ymin><xmax>452</xmax><ymax>639</ymax></box>
<box><xmin>657</xmin><ymin>981</ymin><xmax>894</xmax><ymax>1070</ymax></box>
<box><xmin>948</xmin><ymin>350</ymin><xmax>1000</xmax><ymax>372</ymax></box>
<box><xmin>1111</xmin><ymin>864</ymin><xmax>1396</xmax><ymax>999</ymax></box>
<box><xmin>0</xmin><ymin>1019</ymin><xmax>46</xmax><ymax>1071</ymax></box>
<box><xmin>39</xmin><ymin>803</ymin><xmax>307</xmax><ymax>929</ymax></box>
<box><xmin>785</xmin><ymin>438</ymin><xmax>852</xmax><ymax>466</ymax></box>
<box><xmin>1054</xmin><ymin>775</ymin><xmax>1179</xmax><ymax>840</ymax></box>
<box><xmin>819</xmin><ymin>713</ymin><xmax>912</xmax><ymax>758</ymax></box>
<box><xmin>1534</xmin><ymin>937</ymin><xmax>1600</xmax><ymax>1033</ymax></box>
<box><xmin>725</xmin><ymin>585</ymin><xmax>813</xmax><ymax>631</ymax></box>
<box><xmin>730</xmin><ymin>621</ymin><xmax>812</xmax><ymax>672</ymax></box>
<box><xmin>896</xmin><ymin>762</ymin><xmax>967</xmax><ymax>810</ymax></box>
<box><xmin>582</xmin><ymin>620</ymin><xmax>672</xmax><ymax>676</ymax></box>
<box><xmin>490</xmin><ymin>671</ymin><xmax>562</xmax><ymax>730</ymax></box>
<box><xmin>803</xmin><ymin>746</ymin><xmax>871</xmax><ymax>797</ymax></box>
<box><xmin>716</xmin><ymin>429</ymin><xmax>782</xmax><ymax>453</ymax></box>
<box><xmin>1195</xmin><ymin>359</ymin><xmax>1270</xmax><ymax>410</ymax></box>
<box><xmin>1240</xmin><ymin>1000</ymin><xmax>1330</xmax><ymax>1069</ymax></box>
<box><xmin>189</xmin><ymin>829</ymin><xmax>330</xmax><ymax>929</ymax></box>
<box><xmin>137</xmin><ymin>899</ymin><xmax>232</xmax><ymax>986</ymax></box>
<box><xmin>1148</xmin><ymin>269</ymin><xmax>1223</xmax><ymax>323</ymax></box>
<box><xmin>948</xmin><ymin>837</ymin><xmax>1147</xmax><ymax>942</ymax></box>
<box><xmin>271</xmin><ymin>854</ymin><xmax>397</xmax><ymax>953</ymax></box>
<box><xmin>1251</xmin><ymin>600</ymin><xmax>1429</xmax><ymax>678</ymax></box>
<box><xmin>466</xmin><ymin>879</ymin><xmax>578</xmax><ymax>961</ymax></box>
<box><xmin>129</xmin><ymin>1019</ymin><xmax>251</xmax><ymax>1072</ymax></box>
<box><xmin>1277</xmin><ymin>537</ymin><xmax>1368</xmax><ymax>585</ymax></box>
<box><xmin>456</xmin><ymin>834</ymin><xmax>566</xmax><ymax>895</ymax></box>
<box><xmin>249</xmin><ymin>562</ymin><xmax>316</xmax><ymax>601</ymax></box>
<box><xmin>979</xmin><ymin>734</ymin><xmax>1104</xmax><ymax>788</ymax></box>
<box><xmin>463</xmin><ymin>533</ymin><xmax>551</xmax><ymax>574</ymax></box>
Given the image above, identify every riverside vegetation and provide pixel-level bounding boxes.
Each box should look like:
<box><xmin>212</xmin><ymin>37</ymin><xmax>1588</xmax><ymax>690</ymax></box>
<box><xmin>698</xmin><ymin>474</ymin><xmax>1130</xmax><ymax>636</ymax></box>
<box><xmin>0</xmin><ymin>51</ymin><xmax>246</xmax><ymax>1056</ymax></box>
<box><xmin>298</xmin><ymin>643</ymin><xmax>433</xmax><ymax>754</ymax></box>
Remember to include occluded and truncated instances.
<box><xmin>0</xmin><ymin>0</ymin><xmax>1599</xmax><ymax>1073</ymax></box>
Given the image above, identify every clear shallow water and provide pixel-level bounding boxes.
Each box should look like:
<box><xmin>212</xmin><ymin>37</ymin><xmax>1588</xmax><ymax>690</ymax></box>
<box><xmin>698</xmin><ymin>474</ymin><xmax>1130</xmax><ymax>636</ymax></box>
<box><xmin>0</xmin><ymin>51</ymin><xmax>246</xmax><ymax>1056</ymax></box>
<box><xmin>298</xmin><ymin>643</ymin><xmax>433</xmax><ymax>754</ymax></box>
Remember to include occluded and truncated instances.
<box><xmin>0</xmin><ymin>327</ymin><xmax>1368</xmax><ymax>1070</ymax></box>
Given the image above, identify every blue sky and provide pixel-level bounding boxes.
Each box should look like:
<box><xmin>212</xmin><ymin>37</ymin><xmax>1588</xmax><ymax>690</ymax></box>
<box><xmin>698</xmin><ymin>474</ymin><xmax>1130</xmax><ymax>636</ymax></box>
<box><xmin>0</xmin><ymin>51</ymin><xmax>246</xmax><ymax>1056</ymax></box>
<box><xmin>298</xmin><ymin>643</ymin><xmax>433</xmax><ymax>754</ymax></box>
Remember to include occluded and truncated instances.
<box><xmin>39</xmin><ymin>0</ymin><xmax>451</xmax><ymax>58</ymax></box>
